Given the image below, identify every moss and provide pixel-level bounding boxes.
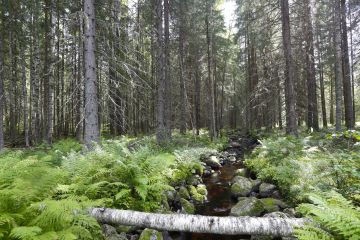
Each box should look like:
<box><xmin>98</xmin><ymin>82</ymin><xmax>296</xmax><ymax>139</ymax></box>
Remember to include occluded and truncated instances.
<box><xmin>139</xmin><ymin>228</ymin><xmax>163</xmax><ymax>240</ymax></box>
<box><xmin>230</xmin><ymin>197</ymin><xmax>265</xmax><ymax>217</ymax></box>
<box><xmin>196</xmin><ymin>184</ymin><xmax>208</xmax><ymax>196</ymax></box>
<box><xmin>180</xmin><ymin>198</ymin><xmax>195</xmax><ymax>214</ymax></box>
<box><xmin>178</xmin><ymin>186</ymin><xmax>190</xmax><ymax>199</ymax></box>
<box><xmin>188</xmin><ymin>185</ymin><xmax>206</xmax><ymax>203</ymax></box>
<box><xmin>259</xmin><ymin>198</ymin><xmax>280</xmax><ymax>213</ymax></box>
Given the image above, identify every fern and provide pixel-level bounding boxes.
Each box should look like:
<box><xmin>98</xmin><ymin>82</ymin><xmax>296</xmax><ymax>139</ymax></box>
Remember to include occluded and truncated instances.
<box><xmin>295</xmin><ymin>191</ymin><xmax>360</xmax><ymax>240</ymax></box>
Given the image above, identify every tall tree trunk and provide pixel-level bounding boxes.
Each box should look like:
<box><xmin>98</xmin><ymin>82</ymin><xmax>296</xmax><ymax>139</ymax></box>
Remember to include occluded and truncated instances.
<box><xmin>334</xmin><ymin>0</ymin><xmax>343</xmax><ymax>131</ymax></box>
<box><xmin>84</xmin><ymin>0</ymin><xmax>100</xmax><ymax>148</ymax></box>
<box><xmin>77</xmin><ymin>13</ymin><xmax>84</xmax><ymax>142</ymax></box>
<box><xmin>30</xmin><ymin>0</ymin><xmax>40</xmax><ymax>145</ymax></box>
<box><xmin>281</xmin><ymin>0</ymin><xmax>298</xmax><ymax>135</ymax></box>
<box><xmin>304</xmin><ymin>0</ymin><xmax>319</xmax><ymax>131</ymax></box>
<box><xmin>155</xmin><ymin>0</ymin><xmax>169</xmax><ymax>145</ymax></box>
<box><xmin>340</xmin><ymin>0</ymin><xmax>354</xmax><ymax>129</ymax></box>
<box><xmin>43</xmin><ymin>0</ymin><xmax>54</xmax><ymax>144</ymax></box>
<box><xmin>194</xmin><ymin>56</ymin><xmax>201</xmax><ymax>136</ymax></box>
<box><xmin>206</xmin><ymin>5</ymin><xmax>217</xmax><ymax>140</ymax></box>
<box><xmin>164</xmin><ymin>0</ymin><xmax>172</xmax><ymax>139</ymax></box>
<box><xmin>179</xmin><ymin>0</ymin><xmax>187</xmax><ymax>134</ymax></box>
<box><xmin>21</xmin><ymin>47</ymin><xmax>29</xmax><ymax>147</ymax></box>
<box><xmin>316</xmin><ymin>25</ymin><xmax>328</xmax><ymax>128</ymax></box>
<box><xmin>0</xmin><ymin>24</ymin><xmax>4</xmax><ymax>151</ymax></box>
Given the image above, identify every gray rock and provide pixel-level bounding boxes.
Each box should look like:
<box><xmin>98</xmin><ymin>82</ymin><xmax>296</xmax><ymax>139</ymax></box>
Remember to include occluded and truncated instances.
<box><xmin>178</xmin><ymin>186</ymin><xmax>190</xmax><ymax>199</ymax></box>
<box><xmin>259</xmin><ymin>183</ymin><xmax>277</xmax><ymax>197</ymax></box>
<box><xmin>264</xmin><ymin>212</ymin><xmax>289</xmax><ymax>218</ymax></box>
<box><xmin>231</xmin><ymin>176</ymin><xmax>254</xmax><ymax>197</ymax></box>
<box><xmin>229</xmin><ymin>156</ymin><xmax>237</xmax><ymax>162</ymax></box>
<box><xmin>259</xmin><ymin>198</ymin><xmax>288</xmax><ymax>213</ymax></box>
<box><xmin>187</xmin><ymin>175</ymin><xmax>202</xmax><ymax>186</ymax></box>
<box><xmin>139</xmin><ymin>229</ymin><xmax>163</xmax><ymax>240</ymax></box>
<box><xmin>102</xmin><ymin>224</ymin><xmax>128</xmax><ymax>240</ymax></box>
<box><xmin>180</xmin><ymin>198</ymin><xmax>195</xmax><ymax>214</ymax></box>
<box><xmin>230</xmin><ymin>197</ymin><xmax>265</xmax><ymax>217</ymax></box>
<box><xmin>234</xmin><ymin>168</ymin><xmax>246</xmax><ymax>177</ymax></box>
<box><xmin>283</xmin><ymin>208</ymin><xmax>296</xmax><ymax>217</ymax></box>
<box><xmin>203</xmin><ymin>155</ymin><xmax>221</xmax><ymax>169</ymax></box>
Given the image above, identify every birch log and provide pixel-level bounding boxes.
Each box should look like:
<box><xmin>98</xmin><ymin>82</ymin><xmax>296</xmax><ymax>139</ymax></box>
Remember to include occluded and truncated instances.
<box><xmin>90</xmin><ymin>208</ymin><xmax>306</xmax><ymax>237</ymax></box>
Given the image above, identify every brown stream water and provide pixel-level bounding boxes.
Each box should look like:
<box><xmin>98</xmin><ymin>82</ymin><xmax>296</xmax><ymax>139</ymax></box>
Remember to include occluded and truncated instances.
<box><xmin>186</xmin><ymin>162</ymin><xmax>251</xmax><ymax>240</ymax></box>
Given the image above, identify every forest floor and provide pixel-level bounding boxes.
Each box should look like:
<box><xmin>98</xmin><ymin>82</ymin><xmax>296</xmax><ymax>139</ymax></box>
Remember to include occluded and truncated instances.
<box><xmin>0</xmin><ymin>129</ymin><xmax>360</xmax><ymax>240</ymax></box>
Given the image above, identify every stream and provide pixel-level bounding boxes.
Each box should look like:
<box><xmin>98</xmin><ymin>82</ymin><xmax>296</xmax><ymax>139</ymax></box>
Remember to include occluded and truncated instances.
<box><xmin>187</xmin><ymin>133</ymin><xmax>258</xmax><ymax>240</ymax></box>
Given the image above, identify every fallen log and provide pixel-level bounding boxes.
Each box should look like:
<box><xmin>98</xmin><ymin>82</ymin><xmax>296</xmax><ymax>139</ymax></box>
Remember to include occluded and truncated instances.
<box><xmin>90</xmin><ymin>208</ymin><xmax>306</xmax><ymax>237</ymax></box>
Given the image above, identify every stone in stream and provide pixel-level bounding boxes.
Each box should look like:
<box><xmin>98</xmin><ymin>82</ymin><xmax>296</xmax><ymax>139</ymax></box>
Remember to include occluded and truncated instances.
<box><xmin>228</xmin><ymin>156</ymin><xmax>237</xmax><ymax>162</ymax></box>
<box><xmin>180</xmin><ymin>198</ymin><xmax>195</xmax><ymax>214</ymax></box>
<box><xmin>231</xmin><ymin>176</ymin><xmax>254</xmax><ymax>197</ymax></box>
<box><xmin>139</xmin><ymin>228</ymin><xmax>163</xmax><ymax>240</ymax></box>
<box><xmin>230</xmin><ymin>197</ymin><xmax>265</xmax><ymax>217</ymax></box>
<box><xmin>203</xmin><ymin>155</ymin><xmax>221</xmax><ymax>169</ymax></box>
<box><xmin>188</xmin><ymin>185</ymin><xmax>206</xmax><ymax>203</ymax></box>
<box><xmin>259</xmin><ymin>198</ymin><xmax>289</xmax><ymax>213</ymax></box>
<box><xmin>234</xmin><ymin>168</ymin><xmax>246</xmax><ymax>177</ymax></box>
<box><xmin>178</xmin><ymin>186</ymin><xmax>190</xmax><ymax>200</ymax></box>
<box><xmin>259</xmin><ymin>183</ymin><xmax>277</xmax><ymax>197</ymax></box>
<box><xmin>102</xmin><ymin>224</ymin><xmax>128</xmax><ymax>240</ymax></box>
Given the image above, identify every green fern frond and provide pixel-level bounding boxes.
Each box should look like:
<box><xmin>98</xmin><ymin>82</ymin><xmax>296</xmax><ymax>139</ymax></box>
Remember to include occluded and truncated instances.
<box><xmin>10</xmin><ymin>226</ymin><xmax>42</xmax><ymax>240</ymax></box>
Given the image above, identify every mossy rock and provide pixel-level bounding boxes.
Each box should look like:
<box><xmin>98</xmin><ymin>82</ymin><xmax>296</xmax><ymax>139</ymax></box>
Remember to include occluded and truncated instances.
<box><xmin>231</xmin><ymin>176</ymin><xmax>254</xmax><ymax>197</ymax></box>
<box><xmin>188</xmin><ymin>185</ymin><xmax>206</xmax><ymax>203</ymax></box>
<box><xmin>196</xmin><ymin>184</ymin><xmax>208</xmax><ymax>196</ymax></box>
<box><xmin>178</xmin><ymin>186</ymin><xmax>190</xmax><ymax>199</ymax></box>
<box><xmin>139</xmin><ymin>228</ymin><xmax>163</xmax><ymax>240</ymax></box>
<box><xmin>230</xmin><ymin>197</ymin><xmax>265</xmax><ymax>217</ymax></box>
<box><xmin>235</xmin><ymin>168</ymin><xmax>246</xmax><ymax>177</ymax></box>
<box><xmin>180</xmin><ymin>198</ymin><xmax>195</xmax><ymax>214</ymax></box>
<box><xmin>259</xmin><ymin>198</ymin><xmax>280</xmax><ymax>213</ymax></box>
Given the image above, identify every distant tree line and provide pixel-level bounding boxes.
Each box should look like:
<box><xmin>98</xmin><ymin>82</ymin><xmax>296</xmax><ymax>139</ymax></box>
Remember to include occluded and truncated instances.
<box><xmin>0</xmin><ymin>0</ymin><xmax>359</xmax><ymax>150</ymax></box>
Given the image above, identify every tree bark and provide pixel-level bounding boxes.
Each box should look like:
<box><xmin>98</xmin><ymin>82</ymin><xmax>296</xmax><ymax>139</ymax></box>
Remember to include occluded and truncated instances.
<box><xmin>334</xmin><ymin>0</ymin><xmax>343</xmax><ymax>131</ymax></box>
<box><xmin>90</xmin><ymin>208</ymin><xmax>306</xmax><ymax>237</ymax></box>
<box><xmin>304</xmin><ymin>0</ymin><xmax>319</xmax><ymax>131</ymax></box>
<box><xmin>179</xmin><ymin>0</ymin><xmax>187</xmax><ymax>134</ymax></box>
<box><xmin>21</xmin><ymin>47</ymin><xmax>29</xmax><ymax>147</ymax></box>
<box><xmin>43</xmin><ymin>0</ymin><xmax>54</xmax><ymax>144</ymax></box>
<box><xmin>0</xmin><ymin>23</ymin><xmax>4</xmax><ymax>151</ymax></box>
<box><xmin>281</xmin><ymin>0</ymin><xmax>298</xmax><ymax>136</ymax></box>
<box><xmin>340</xmin><ymin>0</ymin><xmax>354</xmax><ymax>129</ymax></box>
<box><xmin>84</xmin><ymin>0</ymin><xmax>100</xmax><ymax>148</ymax></box>
<box><xmin>206</xmin><ymin>5</ymin><xmax>217</xmax><ymax>140</ymax></box>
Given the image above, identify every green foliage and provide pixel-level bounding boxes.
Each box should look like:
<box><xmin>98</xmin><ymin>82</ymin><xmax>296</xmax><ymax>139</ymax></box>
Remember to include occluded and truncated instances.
<box><xmin>245</xmin><ymin>136</ymin><xmax>303</xmax><ymax>198</ymax></box>
<box><xmin>0</xmin><ymin>133</ymin><xmax>223</xmax><ymax>239</ymax></box>
<box><xmin>295</xmin><ymin>192</ymin><xmax>360</xmax><ymax>240</ymax></box>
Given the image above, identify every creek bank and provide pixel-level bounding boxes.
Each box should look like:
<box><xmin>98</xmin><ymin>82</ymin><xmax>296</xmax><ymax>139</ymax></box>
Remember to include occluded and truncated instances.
<box><xmin>100</xmin><ymin>131</ymin><xmax>301</xmax><ymax>240</ymax></box>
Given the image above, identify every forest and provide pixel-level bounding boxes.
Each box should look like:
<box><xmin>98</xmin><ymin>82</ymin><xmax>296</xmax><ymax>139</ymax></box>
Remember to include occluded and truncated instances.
<box><xmin>0</xmin><ymin>0</ymin><xmax>360</xmax><ymax>239</ymax></box>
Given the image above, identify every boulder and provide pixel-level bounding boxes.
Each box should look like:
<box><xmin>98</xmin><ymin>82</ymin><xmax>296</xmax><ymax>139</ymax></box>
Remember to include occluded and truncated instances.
<box><xmin>180</xmin><ymin>198</ymin><xmax>195</xmax><ymax>214</ymax></box>
<box><xmin>234</xmin><ymin>168</ymin><xmax>246</xmax><ymax>177</ymax></box>
<box><xmin>187</xmin><ymin>175</ymin><xmax>202</xmax><ymax>186</ymax></box>
<box><xmin>259</xmin><ymin>198</ymin><xmax>288</xmax><ymax>213</ymax></box>
<box><xmin>196</xmin><ymin>184</ymin><xmax>208</xmax><ymax>196</ymax></box>
<box><xmin>203</xmin><ymin>155</ymin><xmax>222</xmax><ymax>169</ymax></box>
<box><xmin>139</xmin><ymin>228</ymin><xmax>163</xmax><ymax>240</ymax></box>
<box><xmin>263</xmin><ymin>212</ymin><xmax>289</xmax><ymax>219</ymax></box>
<box><xmin>228</xmin><ymin>156</ymin><xmax>237</xmax><ymax>162</ymax></box>
<box><xmin>230</xmin><ymin>197</ymin><xmax>265</xmax><ymax>217</ymax></box>
<box><xmin>178</xmin><ymin>186</ymin><xmax>190</xmax><ymax>199</ymax></box>
<box><xmin>259</xmin><ymin>183</ymin><xmax>277</xmax><ymax>198</ymax></box>
<box><xmin>231</xmin><ymin>176</ymin><xmax>254</xmax><ymax>197</ymax></box>
<box><xmin>188</xmin><ymin>185</ymin><xmax>206</xmax><ymax>203</ymax></box>
<box><xmin>102</xmin><ymin>224</ymin><xmax>128</xmax><ymax>240</ymax></box>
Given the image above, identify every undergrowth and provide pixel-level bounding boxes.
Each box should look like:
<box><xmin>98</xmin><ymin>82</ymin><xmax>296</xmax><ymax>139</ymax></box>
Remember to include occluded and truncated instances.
<box><xmin>0</xmin><ymin>132</ymin><xmax>222</xmax><ymax>239</ymax></box>
<box><xmin>246</xmin><ymin>129</ymin><xmax>360</xmax><ymax>239</ymax></box>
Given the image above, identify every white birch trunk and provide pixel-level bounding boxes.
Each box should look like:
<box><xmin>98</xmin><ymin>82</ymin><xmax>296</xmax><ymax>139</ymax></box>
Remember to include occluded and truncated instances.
<box><xmin>90</xmin><ymin>208</ymin><xmax>306</xmax><ymax>237</ymax></box>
